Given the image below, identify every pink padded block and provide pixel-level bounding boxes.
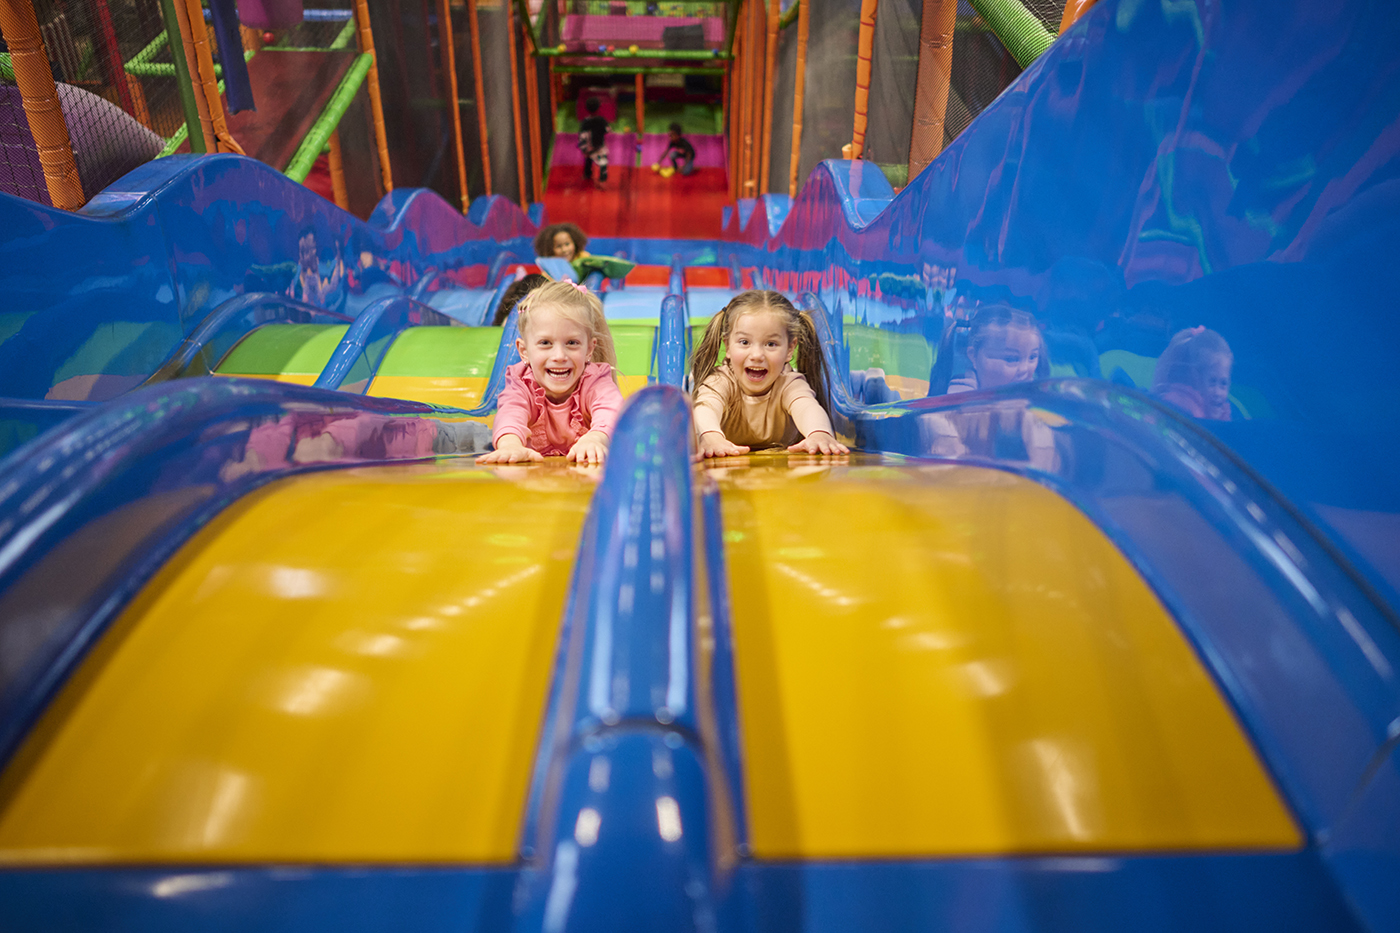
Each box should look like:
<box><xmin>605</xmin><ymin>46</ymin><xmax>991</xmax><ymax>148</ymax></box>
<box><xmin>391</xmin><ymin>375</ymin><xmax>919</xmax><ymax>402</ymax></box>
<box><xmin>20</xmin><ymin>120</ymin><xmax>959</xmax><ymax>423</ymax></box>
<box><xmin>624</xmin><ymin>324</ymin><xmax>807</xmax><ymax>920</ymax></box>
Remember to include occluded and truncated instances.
<box><xmin>551</xmin><ymin>132</ymin><xmax>638</xmax><ymax>166</ymax></box>
<box><xmin>560</xmin><ymin>15</ymin><xmax>724</xmax><ymax>47</ymax></box>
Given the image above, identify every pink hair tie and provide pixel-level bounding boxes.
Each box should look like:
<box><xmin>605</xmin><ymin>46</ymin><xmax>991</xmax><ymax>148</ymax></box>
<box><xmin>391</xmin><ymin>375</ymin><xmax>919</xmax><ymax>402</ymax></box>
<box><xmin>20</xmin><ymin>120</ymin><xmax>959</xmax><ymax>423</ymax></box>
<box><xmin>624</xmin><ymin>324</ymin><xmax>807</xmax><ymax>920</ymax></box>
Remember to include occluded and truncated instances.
<box><xmin>1188</xmin><ymin>325</ymin><xmax>1206</xmax><ymax>336</ymax></box>
<box><xmin>570</xmin><ymin>281</ymin><xmax>589</xmax><ymax>294</ymax></box>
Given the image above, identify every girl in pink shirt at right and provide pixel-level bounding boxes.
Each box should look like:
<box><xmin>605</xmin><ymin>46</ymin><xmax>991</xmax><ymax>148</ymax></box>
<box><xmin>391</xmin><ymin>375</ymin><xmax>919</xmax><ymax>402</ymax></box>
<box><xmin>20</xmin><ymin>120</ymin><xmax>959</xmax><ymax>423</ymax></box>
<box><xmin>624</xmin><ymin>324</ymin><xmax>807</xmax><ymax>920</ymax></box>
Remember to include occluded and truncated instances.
<box><xmin>478</xmin><ymin>280</ymin><xmax>623</xmax><ymax>465</ymax></box>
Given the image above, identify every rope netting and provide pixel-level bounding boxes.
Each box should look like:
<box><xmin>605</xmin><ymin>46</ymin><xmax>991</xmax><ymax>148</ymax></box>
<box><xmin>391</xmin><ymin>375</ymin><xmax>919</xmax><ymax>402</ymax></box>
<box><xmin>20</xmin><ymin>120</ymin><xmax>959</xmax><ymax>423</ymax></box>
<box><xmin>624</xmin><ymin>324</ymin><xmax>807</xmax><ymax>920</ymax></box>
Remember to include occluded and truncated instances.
<box><xmin>1</xmin><ymin>0</ymin><xmax>180</xmax><ymax>205</ymax></box>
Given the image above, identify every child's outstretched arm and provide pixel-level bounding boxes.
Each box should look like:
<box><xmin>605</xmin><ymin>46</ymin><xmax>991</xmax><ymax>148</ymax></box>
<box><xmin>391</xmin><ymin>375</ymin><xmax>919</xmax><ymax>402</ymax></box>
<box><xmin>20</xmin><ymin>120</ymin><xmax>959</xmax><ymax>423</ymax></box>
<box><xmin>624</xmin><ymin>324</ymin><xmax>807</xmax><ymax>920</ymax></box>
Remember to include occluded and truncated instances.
<box><xmin>478</xmin><ymin>432</ymin><xmax>544</xmax><ymax>463</ymax></box>
<box><xmin>478</xmin><ymin>369</ymin><xmax>543</xmax><ymax>463</ymax></box>
<box><xmin>693</xmin><ymin>378</ymin><xmax>750</xmax><ymax>458</ymax></box>
<box><xmin>786</xmin><ymin>394</ymin><xmax>850</xmax><ymax>456</ymax></box>
<box><xmin>565</xmin><ymin>369</ymin><xmax>623</xmax><ymax>465</ymax></box>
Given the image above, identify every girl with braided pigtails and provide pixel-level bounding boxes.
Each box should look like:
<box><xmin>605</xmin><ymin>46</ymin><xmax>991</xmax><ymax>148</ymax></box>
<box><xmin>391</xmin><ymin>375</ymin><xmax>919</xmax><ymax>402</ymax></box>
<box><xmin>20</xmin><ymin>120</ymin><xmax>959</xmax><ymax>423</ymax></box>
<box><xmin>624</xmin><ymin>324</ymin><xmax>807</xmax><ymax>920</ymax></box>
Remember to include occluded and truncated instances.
<box><xmin>689</xmin><ymin>290</ymin><xmax>849</xmax><ymax>458</ymax></box>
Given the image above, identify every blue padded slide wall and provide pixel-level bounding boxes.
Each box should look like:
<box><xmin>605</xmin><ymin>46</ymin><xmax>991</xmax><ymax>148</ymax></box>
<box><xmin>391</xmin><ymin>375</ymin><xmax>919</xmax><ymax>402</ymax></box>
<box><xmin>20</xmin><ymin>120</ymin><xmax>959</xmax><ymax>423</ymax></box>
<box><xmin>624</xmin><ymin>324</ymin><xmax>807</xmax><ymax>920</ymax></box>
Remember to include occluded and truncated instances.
<box><xmin>0</xmin><ymin>155</ymin><xmax>539</xmax><ymax>403</ymax></box>
<box><xmin>721</xmin><ymin>0</ymin><xmax>1400</xmax><ymax>616</ymax></box>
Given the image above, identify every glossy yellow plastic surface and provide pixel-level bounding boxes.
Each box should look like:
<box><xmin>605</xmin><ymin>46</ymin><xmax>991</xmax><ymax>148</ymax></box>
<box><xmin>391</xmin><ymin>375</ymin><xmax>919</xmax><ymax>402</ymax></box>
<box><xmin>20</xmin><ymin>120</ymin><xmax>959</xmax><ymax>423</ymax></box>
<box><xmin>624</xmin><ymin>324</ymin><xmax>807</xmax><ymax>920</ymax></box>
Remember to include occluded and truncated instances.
<box><xmin>711</xmin><ymin>454</ymin><xmax>1300</xmax><ymax>858</ymax></box>
<box><xmin>217</xmin><ymin>372</ymin><xmax>319</xmax><ymax>386</ymax></box>
<box><xmin>0</xmin><ymin>461</ymin><xmax>598</xmax><ymax>864</ymax></box>
<box><xmin>367</xmin><ymin>374</ymin><xmax>492</xmax><ymax>412</ymax></box>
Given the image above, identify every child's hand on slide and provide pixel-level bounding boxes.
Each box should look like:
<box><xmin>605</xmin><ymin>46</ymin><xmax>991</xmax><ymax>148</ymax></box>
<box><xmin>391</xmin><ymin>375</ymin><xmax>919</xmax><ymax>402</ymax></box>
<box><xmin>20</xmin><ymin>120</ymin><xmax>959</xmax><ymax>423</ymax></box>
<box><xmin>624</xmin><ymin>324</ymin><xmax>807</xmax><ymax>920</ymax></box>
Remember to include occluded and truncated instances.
<box><xmin>788</xmin><ymin>431</ymin><xmax>850</xmax><ymax>456</ymax></box>
<box><xmin>476</xmin><ymin>435</ymin><xmax>544</xmax><ymax>464</ymax></box>
<box><xmin>567</xmin><ymin>431</ymin><xmax>609</xmax><ymax>465</ymax></box>
<box><xmin>697</xmin><ymin>431</ymin><xmax>750</xmax><ymax>459</ymax></box>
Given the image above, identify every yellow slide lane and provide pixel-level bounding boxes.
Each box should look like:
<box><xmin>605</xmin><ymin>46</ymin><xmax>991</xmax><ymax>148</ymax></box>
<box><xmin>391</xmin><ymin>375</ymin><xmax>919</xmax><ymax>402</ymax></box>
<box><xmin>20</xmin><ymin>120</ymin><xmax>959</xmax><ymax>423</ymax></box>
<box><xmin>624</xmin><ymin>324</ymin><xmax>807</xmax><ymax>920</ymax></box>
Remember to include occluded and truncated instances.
<box><xmin>711</xmin><ymin>453</ymin><xmax>1299</xmax><ymax>859</ymax></box>
<box><xmin>0</xmin><ymin>462</ymin><xmax>596</xmax><ymax>864</ymax></box>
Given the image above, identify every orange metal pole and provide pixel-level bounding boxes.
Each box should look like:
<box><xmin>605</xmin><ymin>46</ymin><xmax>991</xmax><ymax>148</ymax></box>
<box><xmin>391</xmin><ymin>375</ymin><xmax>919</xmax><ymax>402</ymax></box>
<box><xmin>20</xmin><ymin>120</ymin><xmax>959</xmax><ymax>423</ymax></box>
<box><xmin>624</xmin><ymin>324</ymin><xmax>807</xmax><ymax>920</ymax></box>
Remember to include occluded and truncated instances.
<box><xmin>850</xmin><ymin>0</ymin><xmax>878</xmax><ymax>158</ymax></box>
<box><xmin>181</xmin><ymin>0</ymin><xmax>245</xmax><ymax>153</ymax></box>
<box><xmin>787</xmin><ymin>0</ymin><xmax>808</xmax><ymax>197</ymax></box>
<box><xmin>0</xmin><ymin>0</ymin><xmax>83</xmax><ymax>208</ymax></box>
<box><xmin>506</xmin><ymin>0</ymin><xmax>529</xmax><ymax>207</ymax></box>
<box><xmin>907</xmin><ymin>0</ymin><xmax>956</xmax><ymax>181</ymax></box>
<box><xmin>634</xmin><ymin>72</ymin><xmax>645</xmax><ymax>135</ymax></box>
<box><xmin>733</xmin><ymin>19</ymin><xmax>744</xmax><ymax>198</ymax></box>
<box><xmin>524</xmin><ymin>40</ymin><xmax>544</xmax><ymax>202</ymax></box>
<box><xmin>741</xmin><ymin>0</ymin><xmax>759</xmax><ymax>195</ymax></box>
<box><xmin>353</xmin><ymin>0</ymin><xmax>394</xmax><ymax>191</ymax></box>
<box><xmin>548</xmin><ymin>58</ymin><xmax>558</xmax><ymax>133</ymax></box>
<box><xmin>1058</xmin><ymin>0</ymin><xmax>1099</xmax><ymax>33</ymax></box>
<box><xmin>466</xmin><ymin>0</ymin><xmax>491</xmax><ymax>195</ymax></box>
<box><xmin>126</xmin><ymin>74</ymin><xmax>153</xmax><ymax>130</ymax></box>
<box><xmin>437</xmin><ymin>0</ymin><xmax>470</xmax><ymax>210</ymax></box>
<box><xmin>758</xmin><ymin>0</ymin><xmax>778</xmax><ymax>194</ymax></box>
<box><xmin>328</xmin><ymin>128</ymin><xmax>350</xmax><ymax>209</ymax></box>
<box><xmin>169</xmin><ymin>0</ymin><xmax>216</xmax><ymax>152</ymax></box>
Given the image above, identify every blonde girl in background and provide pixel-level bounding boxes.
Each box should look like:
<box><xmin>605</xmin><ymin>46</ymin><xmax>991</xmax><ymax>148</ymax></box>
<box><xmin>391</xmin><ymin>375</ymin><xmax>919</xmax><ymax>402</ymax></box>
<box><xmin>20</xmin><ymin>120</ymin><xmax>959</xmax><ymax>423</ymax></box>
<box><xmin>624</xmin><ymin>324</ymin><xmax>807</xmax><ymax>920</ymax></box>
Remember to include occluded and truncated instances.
<box><xmin>690</xmin><ymin>291</ymin><xmax>849</xmax><ymax>458</ymax></box>
<box><xmin>1152</xmin><ymin>326</ymin><xmax>1234</xmax><ymax>421</ymax></box>
<box><xmin>478</xmin><ymin>281</ymin><xmax>623</xmax><ymax>465</ymax></box>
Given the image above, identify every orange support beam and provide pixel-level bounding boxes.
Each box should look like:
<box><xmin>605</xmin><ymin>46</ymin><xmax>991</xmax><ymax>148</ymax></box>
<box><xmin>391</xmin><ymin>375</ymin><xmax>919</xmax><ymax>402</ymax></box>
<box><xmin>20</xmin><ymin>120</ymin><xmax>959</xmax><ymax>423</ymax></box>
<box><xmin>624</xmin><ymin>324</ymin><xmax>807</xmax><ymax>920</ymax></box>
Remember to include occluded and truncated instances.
<box><xmin>758</xmin><ymin>0</ymin><xmax>778</xmax><ymax>193</ymax></box>
<box><xmin>466</xmin><ymin>0</ymin><xmax>491</xmax><ymax>195</ymax></box>
<box><xmin>907</xmin><ymin>0</ymin><xmax>956</xmax><ymax>181</ymax></box>
<box><xmin>437</xmin><ymin>0</ymin><xmax>470</xmax><ymax>211</ymax></box>
<box><xmin>1059</xmin><ymin>0</ymin><xmax>1099</xmax><ymax>33</ymax></box>
<box><xmin>787</xmin><ymin>0</ymin><xmax>809</xmax><ymax>197</ymax></box>
<box><xmin>850</xmin><ymin>0</ymin><xmax>878</xmax><ymax>159</ymax></box>
<box><xmin>635</xmin><ymin>72</ymin><xmax>645</xmax><ymax>135</ymax></box>
<box><xmin>328</xmin><ymin>129</ymin><xmax>350</xmax><ymax>209</ymax></box>
<box><xmin>353</xmin><ymin>0</ymin><xmax>394</xmax><ymax>191</ymax></box>
<box><xmin>506</xmin><ymin>0</ymin><xmax>528</xmax><ymax>207</ymax></box>
<box><xmin>0</xmin><ymin>0</ymin><xmax>83</xmax><ymax>208</ymax></box>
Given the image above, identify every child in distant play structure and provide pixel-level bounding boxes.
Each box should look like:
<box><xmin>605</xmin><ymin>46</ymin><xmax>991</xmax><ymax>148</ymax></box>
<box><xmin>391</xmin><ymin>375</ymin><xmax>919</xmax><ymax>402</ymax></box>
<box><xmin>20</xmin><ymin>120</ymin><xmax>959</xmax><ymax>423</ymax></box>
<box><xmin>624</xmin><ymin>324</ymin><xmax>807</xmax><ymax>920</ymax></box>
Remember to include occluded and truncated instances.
<box><xmin>535</xmin><ymin>222</ymin><xmax>588</xmax><ymax>263</ymax></box>
<box><xmin>652</xmin><ymin>123</ymin><xmax>695</xmax><ymax>178</ymax></box>
<box><xmin>690</xmin><ymin>290</ymin><xmax>849</xmax><ymax>458</ymax></box>
<box><xmin>947</xmin><ymin>304</ymin><xmax>1051</xmax><ymax>393</ymax></box>
<box><xmin>533</xmin><ymin>221</ymin><xmax>637</xmax><ymax>282</ymax></box>
<box><xmin>579</xmin><ymin>98</ymin><xmax>610</xmax><ymax>184</ymax></box>
<box><xmin>1152</xmin><ymin>326</ymin><xmax>1233</xmax><ymax>420</ymax></box>
<box><xmin>478</xmin><ymin>280</ymin><xmax>623</xmax><ymax>465</ymax></box>
<box><xmin>492</xmin><ymin>272</ymin><xmax>550</xmax><ymax>326</ymax></box>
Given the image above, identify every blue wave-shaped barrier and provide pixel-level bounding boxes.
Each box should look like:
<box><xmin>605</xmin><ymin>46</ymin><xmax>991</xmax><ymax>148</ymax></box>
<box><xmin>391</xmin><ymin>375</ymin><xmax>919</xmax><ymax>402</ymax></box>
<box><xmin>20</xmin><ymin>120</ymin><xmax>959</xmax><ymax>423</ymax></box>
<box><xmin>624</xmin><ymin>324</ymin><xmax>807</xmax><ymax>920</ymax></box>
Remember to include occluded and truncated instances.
<box><xmin>0</xmin><ymin>154</ymin><xmax>539</xmax><ymax>403</ymax></box>
<box><xmin>714</xmin><ymin>0</ymin><xmax>1400</xmax><ymax>621</ymax></box>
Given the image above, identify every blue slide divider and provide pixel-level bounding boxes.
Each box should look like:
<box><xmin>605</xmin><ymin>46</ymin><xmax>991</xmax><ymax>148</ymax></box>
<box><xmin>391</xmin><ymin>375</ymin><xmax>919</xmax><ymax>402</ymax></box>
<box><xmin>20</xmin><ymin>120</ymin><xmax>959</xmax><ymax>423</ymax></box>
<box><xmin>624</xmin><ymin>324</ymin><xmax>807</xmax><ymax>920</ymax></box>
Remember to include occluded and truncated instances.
<box><xmin>513</xmin><ymin>386</ymin><xmax>739</xmax><ymax>932</ymax></box>
<box><xmin>657</xmin><ymin>295</ymin><xmax>690</xmax><ymax>387</ymax></box>
<box><xmin>145</xmin><ymin>292</ymin><xmax>355</xmax><ymax>383</ymax></box>
<box><xmin>315</xmin><ymin>295</ymin><xmax>455</xmax><ymax>393</ymax></box>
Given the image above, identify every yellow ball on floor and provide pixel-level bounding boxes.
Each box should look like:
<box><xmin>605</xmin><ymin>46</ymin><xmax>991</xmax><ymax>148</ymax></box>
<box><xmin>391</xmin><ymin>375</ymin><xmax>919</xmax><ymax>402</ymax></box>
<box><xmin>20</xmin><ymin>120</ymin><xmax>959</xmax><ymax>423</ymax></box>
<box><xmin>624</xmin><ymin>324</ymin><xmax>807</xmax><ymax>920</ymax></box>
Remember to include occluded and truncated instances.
<box><xmin>629</xmin><ymin>44</ymin><xmax>639</xmax><ymax>53</ymax></box>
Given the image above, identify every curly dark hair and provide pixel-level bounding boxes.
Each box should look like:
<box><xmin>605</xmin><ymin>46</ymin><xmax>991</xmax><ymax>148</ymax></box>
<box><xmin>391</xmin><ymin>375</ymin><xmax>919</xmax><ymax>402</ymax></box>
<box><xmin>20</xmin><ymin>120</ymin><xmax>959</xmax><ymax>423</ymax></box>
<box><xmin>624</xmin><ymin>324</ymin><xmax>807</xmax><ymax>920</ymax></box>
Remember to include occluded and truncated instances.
<box><xmin>491</xmin><ymin>273</ymin><xmax>550</xmax><ymax>326</ymax></box>
<box><xmin>533</xmin><ymin>222</ymin><xmax>588</xmax><ymax>259</ymax></box>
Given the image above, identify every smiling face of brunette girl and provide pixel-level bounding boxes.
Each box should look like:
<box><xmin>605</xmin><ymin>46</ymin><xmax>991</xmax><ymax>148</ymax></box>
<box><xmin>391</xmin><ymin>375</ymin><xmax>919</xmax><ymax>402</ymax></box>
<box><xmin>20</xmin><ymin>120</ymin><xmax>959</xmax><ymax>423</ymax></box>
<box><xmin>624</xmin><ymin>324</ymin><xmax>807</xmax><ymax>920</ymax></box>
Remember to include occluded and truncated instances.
<box><xmin>725</xmin><ymin>310</ymin><xmax>792</xmax><ymax>397</ymax></box>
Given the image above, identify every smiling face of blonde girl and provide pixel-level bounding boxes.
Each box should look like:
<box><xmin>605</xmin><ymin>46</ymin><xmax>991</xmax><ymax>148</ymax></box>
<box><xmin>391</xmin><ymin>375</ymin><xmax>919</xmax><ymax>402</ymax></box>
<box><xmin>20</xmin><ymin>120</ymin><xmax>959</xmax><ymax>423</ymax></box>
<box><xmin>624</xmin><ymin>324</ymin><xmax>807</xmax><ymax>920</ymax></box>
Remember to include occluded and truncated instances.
<box><xmin>517</xmin><ymin>306</ymin><xmax>596</xmax><ymax>402</ymax></box>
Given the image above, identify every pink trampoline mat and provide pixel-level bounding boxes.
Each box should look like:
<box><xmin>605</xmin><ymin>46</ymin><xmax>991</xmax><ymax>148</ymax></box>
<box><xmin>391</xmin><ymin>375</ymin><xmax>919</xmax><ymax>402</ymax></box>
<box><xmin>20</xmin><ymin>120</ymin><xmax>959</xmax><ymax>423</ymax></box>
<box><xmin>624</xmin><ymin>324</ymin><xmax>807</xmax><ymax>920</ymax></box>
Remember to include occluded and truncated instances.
<box><xmin>560</xmin><ymin>14</ymin><xmax>724</xmax><ymax>47</ymax></box>
<box><xmin>552</xmin><ymin>132</ymin><xmax>639</xmax><ymax>166</ymax></box>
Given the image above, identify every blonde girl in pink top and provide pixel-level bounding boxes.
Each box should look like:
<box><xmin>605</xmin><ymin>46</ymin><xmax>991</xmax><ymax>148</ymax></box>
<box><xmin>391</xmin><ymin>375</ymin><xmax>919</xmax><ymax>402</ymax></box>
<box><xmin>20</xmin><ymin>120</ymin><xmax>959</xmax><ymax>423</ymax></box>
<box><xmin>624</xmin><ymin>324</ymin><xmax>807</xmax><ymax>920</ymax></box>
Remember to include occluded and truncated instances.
<box><xmin>478</xmin><ymin>280</ymin><xmax>624</xmax><ymax>465</ymax></box>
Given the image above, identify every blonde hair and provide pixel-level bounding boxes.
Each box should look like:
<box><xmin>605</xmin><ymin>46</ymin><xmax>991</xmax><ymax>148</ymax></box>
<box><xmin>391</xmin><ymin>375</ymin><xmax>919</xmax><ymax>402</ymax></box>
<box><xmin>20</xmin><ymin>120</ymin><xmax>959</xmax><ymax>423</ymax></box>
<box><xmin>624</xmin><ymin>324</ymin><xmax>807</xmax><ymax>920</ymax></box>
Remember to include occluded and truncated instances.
<box><xmin>689</xmin><ymin>289</ymin><xmax>833</xmax><ymax>414</ymax></box>
<box><xmin>516</xmin><ymin>280</ymin><xmax>618</xmax><ymax>370</ymax></box>
<box><xmin>1152</xmin><ymin>326</ymin><xmax>1232</xmax><ymax>394</ymax></box>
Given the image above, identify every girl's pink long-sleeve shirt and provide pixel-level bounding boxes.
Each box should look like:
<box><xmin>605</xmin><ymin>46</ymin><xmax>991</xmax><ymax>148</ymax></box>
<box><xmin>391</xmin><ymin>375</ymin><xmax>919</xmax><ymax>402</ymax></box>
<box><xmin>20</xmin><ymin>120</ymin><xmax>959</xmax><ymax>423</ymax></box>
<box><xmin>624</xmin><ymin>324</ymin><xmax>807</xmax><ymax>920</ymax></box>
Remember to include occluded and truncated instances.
<box><xmin>492</xmin><ymin>360</ymin><xmax>624</xmax><ymax>455</ymax></box>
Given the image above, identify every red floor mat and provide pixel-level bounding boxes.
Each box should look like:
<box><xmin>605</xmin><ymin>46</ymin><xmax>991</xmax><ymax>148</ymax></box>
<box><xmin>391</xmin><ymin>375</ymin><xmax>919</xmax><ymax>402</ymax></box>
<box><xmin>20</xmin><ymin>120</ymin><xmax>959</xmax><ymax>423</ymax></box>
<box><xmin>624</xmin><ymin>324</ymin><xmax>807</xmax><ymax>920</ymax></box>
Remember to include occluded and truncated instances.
<box><xmin>544</xmin><ymin>163</ymin><xmax>732</xmax><ymax>239</ymax></box>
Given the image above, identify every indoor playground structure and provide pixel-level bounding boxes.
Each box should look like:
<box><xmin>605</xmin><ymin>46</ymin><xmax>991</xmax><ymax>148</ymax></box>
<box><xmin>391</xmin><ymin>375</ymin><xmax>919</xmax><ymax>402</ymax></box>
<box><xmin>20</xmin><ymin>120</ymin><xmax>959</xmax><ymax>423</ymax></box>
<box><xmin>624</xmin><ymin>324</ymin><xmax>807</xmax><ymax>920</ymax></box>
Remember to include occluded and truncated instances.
<box><xmin>0</xmin><ymin>0</ymin><xmax>1398</xmax><ymax>930</ymax></box>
